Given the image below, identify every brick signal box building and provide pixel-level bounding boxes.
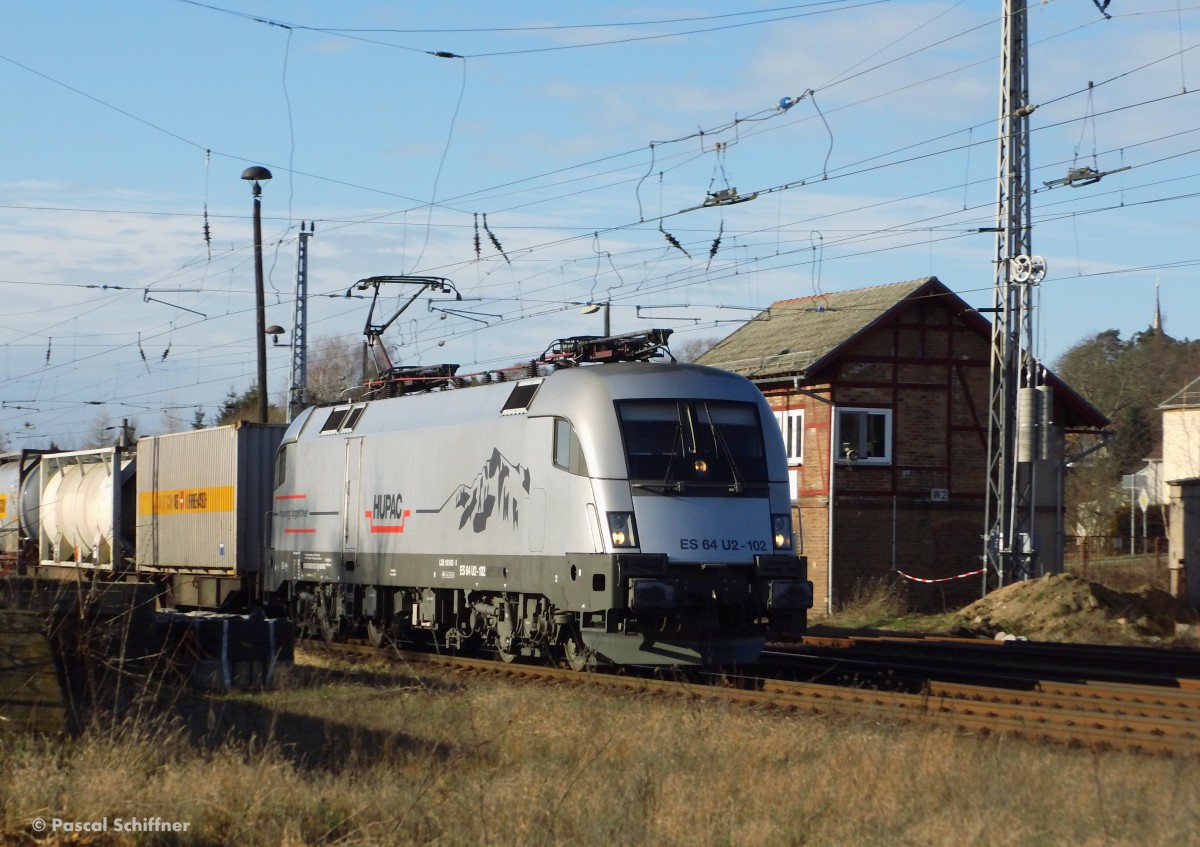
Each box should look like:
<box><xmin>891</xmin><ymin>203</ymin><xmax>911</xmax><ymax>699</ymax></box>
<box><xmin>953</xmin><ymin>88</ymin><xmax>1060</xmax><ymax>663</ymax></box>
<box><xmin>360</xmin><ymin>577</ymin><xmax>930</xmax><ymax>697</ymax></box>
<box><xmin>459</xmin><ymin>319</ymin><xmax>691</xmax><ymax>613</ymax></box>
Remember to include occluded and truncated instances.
<box><xmin>698</xmin><ymin>277</ymin><xmax>1108</xmax><ymax>614</ymax></box>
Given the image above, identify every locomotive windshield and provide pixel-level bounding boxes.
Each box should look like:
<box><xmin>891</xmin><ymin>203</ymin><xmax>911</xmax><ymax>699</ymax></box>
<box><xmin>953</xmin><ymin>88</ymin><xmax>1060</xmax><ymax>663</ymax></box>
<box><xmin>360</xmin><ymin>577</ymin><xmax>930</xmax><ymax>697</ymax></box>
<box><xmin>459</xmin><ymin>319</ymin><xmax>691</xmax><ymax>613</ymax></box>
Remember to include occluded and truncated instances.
<box><xmin>616</xmin><ymin>399</ymin><xmax>768</xmax><ymax>494</ymax></box>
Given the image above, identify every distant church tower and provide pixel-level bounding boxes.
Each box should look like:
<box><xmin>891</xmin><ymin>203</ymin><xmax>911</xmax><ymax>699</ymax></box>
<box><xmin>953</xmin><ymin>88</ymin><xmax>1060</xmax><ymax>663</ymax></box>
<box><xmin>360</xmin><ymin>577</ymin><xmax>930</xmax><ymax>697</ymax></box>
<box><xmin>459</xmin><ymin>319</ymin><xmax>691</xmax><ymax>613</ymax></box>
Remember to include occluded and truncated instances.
<box><xmin>1152</xmin><ymin>282</ymin><xmax>1165</xmax><ymax>338</ymax></box>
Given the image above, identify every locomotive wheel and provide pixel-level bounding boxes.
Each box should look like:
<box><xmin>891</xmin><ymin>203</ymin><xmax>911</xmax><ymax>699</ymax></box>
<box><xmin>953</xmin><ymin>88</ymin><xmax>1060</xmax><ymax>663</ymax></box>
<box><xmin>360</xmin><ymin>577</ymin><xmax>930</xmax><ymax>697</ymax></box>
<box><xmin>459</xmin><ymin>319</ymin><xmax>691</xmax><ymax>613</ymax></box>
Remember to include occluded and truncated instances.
<box><xmin>313</xmin><ymin>590</ymin><xmax>340</xmax><ymax>643</ymax></box>
<box><xmin>495</xmin><ymin>639</ymin><xmax>518</xmax><ymax>663</ymax></box>
<box><xmin>366</xmin><ymin>618</ymin><xmax>387</xmax><ymax>648</ymax></box>
<box><xmin>295</xmin><ymin>592</ymin><xmax>335</xmax><ymax>643</ymax></box>
<box><xmin>317</xmin><ymin>611</ymin><xmax>338</xmax><ymax>644</ymax></box>
<box><xmin>563</xmin><ymin>634</ymin><xmax>595</xmax><ymax>672</ymax></box>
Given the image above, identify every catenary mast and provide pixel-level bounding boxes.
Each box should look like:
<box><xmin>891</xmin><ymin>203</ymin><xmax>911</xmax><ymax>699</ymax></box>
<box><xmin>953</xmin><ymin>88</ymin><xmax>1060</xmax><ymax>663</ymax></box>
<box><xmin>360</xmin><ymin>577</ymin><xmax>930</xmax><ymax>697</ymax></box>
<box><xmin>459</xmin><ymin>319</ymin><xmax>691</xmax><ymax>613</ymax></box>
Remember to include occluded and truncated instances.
<box><xmin>287</xmin><ymin>222</ymin><xmax>314</xmax><ymax>423</ymax></box>
<box><xmin>983</xmin><ymin>0</ymin><xmax>1047</xmax><ymax>592</ymax></box>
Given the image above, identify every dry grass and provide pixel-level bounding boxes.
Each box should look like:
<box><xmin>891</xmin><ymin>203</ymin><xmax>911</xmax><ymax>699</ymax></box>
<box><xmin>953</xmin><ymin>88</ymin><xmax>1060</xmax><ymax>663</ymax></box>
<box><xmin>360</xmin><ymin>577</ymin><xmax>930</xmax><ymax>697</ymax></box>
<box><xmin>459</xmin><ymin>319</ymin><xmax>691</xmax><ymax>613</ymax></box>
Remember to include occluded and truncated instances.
<box><xmin>818</xmin><ymin>577</ymin><xmax>961</xmax><ymax>633</ymax></box>
<box><xmin>3</xmin><ymin>650</ymin><xmax>1199</xmax><ymax>847</ymax></box>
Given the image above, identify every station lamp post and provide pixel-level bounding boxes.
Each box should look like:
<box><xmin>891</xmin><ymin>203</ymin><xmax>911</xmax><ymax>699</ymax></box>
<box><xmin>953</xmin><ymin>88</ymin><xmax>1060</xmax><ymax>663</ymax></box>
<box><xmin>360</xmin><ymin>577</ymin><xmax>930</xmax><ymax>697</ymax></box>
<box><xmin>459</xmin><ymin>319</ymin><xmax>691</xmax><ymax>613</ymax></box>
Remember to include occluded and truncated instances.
<box><xmin>242</xmin><ymin>166</ymin><xmax>272</xmax><ymax>423</ymax></box>
<box><xmin>580</xmin><ymin>302</ymin><xmax>610</xmax><ymax>336</ymax></box>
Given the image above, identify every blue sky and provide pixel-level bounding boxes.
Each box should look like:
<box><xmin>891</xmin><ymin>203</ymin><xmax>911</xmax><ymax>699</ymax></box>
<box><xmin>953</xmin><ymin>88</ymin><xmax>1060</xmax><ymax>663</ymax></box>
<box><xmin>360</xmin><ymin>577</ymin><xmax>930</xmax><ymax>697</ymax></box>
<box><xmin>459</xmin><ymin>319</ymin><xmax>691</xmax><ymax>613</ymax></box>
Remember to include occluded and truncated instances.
<box><xmin>1</xmin><ymin>1</ymin><xmax>1197</xmax><ymax>447</ymax></box>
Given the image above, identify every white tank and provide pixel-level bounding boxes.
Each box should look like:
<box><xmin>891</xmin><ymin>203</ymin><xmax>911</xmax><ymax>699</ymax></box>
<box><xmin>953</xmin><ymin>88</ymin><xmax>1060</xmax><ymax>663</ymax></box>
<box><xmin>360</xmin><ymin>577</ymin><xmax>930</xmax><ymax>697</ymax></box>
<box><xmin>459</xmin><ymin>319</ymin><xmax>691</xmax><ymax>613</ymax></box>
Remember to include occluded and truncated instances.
<box><xmin>0</xmin><ymin>454</ymin><xmax>20</xmax><ymax>554</ymax></box>
<box><xmin>36</xmin><ymin>449</ymin><xmax>135</xmax><ymax>569</ymax></box>
<box><xmin>18</xmin><ymin>460</ymin><xmax>41</xmax><ymax>541</ymax></box>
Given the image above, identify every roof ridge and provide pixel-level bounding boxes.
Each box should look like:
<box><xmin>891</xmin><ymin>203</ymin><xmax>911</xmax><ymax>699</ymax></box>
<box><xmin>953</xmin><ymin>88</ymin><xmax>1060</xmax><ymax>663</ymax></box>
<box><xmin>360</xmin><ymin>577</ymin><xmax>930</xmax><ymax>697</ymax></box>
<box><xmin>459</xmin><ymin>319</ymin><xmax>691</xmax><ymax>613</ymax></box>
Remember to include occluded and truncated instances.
<box><xmin>770</xmin><ymin>276</ymin><xmax>936</xmax><ymax>308</ymax></box>
<box><xmin>1159</xmin><ymin>374</ymin><xmax>1200</xmax><ymax>408</ymax></box>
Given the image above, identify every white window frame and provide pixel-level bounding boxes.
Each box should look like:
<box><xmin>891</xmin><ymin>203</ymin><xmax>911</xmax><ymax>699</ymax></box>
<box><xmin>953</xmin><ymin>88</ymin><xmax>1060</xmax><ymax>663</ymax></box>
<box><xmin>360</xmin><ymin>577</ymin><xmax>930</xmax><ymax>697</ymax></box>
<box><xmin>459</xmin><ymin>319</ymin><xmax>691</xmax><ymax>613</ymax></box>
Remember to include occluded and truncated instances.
<box><xmin>836</xmin><ymin>407</ymin><xmax>892</xmax><ymax>465</ymax></box>
<box><xmin>774</xmin><ymin>408</ymin><xmax>804</xmax><ymax>465</ymax></box>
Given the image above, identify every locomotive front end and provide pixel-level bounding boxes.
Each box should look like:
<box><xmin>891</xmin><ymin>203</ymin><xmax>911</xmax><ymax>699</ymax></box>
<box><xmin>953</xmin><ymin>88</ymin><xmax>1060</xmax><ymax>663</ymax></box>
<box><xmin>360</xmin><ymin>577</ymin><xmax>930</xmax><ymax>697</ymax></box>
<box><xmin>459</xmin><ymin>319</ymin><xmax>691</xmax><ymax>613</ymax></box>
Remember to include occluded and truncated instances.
<box><xmin>541</xmin><ymin>360</ymin><xmax>813</xmax><ymax>666</ymax></box>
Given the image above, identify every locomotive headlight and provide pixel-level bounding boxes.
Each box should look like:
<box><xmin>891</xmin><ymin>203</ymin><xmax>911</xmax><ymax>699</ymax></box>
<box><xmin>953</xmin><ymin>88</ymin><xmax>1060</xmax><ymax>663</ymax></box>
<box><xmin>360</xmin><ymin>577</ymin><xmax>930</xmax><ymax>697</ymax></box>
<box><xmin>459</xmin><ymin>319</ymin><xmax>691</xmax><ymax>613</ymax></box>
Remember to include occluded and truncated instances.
<box><xmin>768</xmin><ymin>579</ymin><xmax>814</xmax><ymax>611</ymax></box>
<box><xmin>607</xmin><ymin>512</ymin><xmax>638</xmax><ymax>548</ymax></box>
<box><xmin>771</xmin><ymin>514</ymin><xmax>793</xmax><ymax>551</ymax></box>
<box><xmin>628</xmin><ymin>578</ymin><xmax>678</xmax><ymax>611</ymax></box>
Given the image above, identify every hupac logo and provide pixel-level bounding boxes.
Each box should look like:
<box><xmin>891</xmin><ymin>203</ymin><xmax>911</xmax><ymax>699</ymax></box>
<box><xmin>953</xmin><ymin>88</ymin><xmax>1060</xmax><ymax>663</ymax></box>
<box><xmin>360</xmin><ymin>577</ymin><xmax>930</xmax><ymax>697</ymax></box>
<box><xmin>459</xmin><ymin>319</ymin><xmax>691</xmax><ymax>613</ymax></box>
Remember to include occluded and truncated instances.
<box><xmin>367</xmin><ymin>492</ymin><xmax>410</xmax><ymax>533</ymax></box>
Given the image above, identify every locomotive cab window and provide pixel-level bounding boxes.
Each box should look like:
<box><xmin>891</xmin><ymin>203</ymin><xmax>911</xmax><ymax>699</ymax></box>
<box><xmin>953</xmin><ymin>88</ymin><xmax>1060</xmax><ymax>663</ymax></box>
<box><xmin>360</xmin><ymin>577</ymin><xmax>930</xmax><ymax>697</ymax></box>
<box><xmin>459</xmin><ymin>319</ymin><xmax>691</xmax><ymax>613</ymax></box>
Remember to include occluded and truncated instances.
<box><xmin>275</xmin><ymin>443</ymin><xmax>289</xmax><ymax>488</ymax></box>
<box><xmin>616</xmin><ymin>399</ymin><xmax>768</xmax><ymax>493</ymax></box>
<box><xmin>553</xmin><ymin>418</ymin><xmax>589</xmax><ymax>476</ymax></box>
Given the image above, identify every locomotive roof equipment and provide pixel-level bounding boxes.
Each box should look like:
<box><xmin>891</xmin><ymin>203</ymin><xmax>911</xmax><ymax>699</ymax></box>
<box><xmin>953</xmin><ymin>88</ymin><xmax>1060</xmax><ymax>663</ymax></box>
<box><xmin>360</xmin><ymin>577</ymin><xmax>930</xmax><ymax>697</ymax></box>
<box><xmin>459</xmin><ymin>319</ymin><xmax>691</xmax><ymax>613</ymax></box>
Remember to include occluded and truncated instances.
<box><xmin>351</xmin><ymin>275</ymin><xmax>462</xmax><ymax>393</ymax></box>
<box><xmin>539</xmin><ymin>328</ymin><xmax>674</xmax><ymax>368</ymax></box>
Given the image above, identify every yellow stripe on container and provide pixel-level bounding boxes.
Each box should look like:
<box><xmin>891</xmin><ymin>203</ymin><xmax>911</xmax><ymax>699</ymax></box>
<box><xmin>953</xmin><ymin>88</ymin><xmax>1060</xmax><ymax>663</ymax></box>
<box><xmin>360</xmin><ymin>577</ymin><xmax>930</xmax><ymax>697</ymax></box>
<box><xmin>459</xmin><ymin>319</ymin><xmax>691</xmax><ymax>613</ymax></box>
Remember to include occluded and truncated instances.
<box><xmin>138</xmin><ymin>486</ymin><xmax>235</xmax><ymax>515</ymax></box>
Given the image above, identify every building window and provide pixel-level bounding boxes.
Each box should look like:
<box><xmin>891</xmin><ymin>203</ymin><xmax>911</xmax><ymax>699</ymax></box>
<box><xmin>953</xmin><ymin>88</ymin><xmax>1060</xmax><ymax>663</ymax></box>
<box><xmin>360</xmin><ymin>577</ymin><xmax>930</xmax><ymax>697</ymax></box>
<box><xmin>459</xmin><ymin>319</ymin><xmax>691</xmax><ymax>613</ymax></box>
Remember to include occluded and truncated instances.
<box><xmin>836</xmin><ymin>408</ymin><xmax>892</xmax><ymax>464</ymax></box>
<box><xmin>774</xmin><ymin>409</ymin><xmax>804</xmax><ymax>464</ymax></box>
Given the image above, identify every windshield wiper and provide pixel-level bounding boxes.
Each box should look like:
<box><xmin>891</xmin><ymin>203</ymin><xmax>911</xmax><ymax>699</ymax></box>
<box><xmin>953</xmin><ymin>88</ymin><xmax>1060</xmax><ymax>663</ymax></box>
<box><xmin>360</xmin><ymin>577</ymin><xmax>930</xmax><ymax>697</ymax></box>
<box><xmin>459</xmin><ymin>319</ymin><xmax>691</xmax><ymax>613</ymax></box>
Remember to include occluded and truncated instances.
<box><xmin>632</xmin><ymin>480</ymin><xmax>684</xmax><ymax>494</ymax></box>
<box><xmin>656</xmin><ymin>413</ymin><xmax>688</xmax><ymax>491</ymax></box>
<box><xmin>703</xmin><ymin>403</ymin><xmax>745</xmax><ymax>494</ymax></box>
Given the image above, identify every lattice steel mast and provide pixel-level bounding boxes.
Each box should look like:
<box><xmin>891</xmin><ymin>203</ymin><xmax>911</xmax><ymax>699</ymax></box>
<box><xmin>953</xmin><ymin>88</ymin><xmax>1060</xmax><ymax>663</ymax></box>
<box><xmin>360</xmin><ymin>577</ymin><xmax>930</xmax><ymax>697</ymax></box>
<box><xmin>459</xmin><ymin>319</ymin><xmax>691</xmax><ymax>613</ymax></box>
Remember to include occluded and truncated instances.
<box><xmin>983</xmin><ymin>0</ymin><xmax>1046</xmax><ymax>591</ymax></box>
<box><xmin>287</xmin><ymin>222</ymin><xmax>314</xmax><ymax>423</ymax></box>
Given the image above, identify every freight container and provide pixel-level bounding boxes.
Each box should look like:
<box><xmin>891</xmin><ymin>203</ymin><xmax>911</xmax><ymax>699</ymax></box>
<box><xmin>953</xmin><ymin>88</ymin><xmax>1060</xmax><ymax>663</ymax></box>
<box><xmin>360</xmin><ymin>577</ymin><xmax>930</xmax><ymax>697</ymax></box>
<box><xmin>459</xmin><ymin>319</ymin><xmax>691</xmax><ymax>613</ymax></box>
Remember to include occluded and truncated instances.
<box><xmin>136</xmin><ymin>423</ymin><xmax>284</xmax><ymax>600</ymax></box>
<box><xmin>32</xmin><ymin>448</ymin><xmax>135</xmax><ymax>571</ymax></box>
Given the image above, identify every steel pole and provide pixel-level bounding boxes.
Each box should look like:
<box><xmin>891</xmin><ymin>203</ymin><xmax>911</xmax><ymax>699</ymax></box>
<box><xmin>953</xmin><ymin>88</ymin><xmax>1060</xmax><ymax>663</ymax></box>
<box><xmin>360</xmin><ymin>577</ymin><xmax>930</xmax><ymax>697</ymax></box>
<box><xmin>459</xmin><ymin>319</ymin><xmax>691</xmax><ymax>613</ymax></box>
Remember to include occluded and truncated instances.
<box><xmin>252</xmin><ymin>181</ymin><xmax>268</xmax><ymax>423</ymax></box>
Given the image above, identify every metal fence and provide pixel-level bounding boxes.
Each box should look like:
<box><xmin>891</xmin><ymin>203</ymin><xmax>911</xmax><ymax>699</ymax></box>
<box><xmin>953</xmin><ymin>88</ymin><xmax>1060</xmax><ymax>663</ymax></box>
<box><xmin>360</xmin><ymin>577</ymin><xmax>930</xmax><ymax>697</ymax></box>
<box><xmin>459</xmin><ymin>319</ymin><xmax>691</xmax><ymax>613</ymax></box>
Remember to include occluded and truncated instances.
<box><xmin>1062</xmin><ymin>535</ymin><xmax>1168</xmax><ymax>591</ymax></box>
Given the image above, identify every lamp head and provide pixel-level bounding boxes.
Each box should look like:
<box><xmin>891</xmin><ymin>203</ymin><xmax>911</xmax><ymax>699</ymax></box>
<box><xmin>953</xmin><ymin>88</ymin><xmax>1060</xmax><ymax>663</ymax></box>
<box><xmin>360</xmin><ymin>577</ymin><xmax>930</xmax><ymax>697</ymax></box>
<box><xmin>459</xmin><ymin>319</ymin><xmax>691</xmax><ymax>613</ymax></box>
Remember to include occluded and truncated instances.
<box><xmin>241</xmin><ymin>166</ymin><xmax>273</xmax><ymax>182</ymax></box>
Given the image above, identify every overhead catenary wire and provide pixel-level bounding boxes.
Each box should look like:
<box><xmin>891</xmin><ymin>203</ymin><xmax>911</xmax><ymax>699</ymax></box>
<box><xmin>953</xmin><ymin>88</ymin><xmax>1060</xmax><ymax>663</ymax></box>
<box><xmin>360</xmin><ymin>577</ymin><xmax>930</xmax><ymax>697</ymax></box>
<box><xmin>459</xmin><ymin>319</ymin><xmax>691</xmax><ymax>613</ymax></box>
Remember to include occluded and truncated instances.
<box><xmin>3</xmin><ymin>2</ymin><xmax>1198</xmax><ymax>446</ymax></box>
<box><xmin>176</xmin><ymin>0</ymin><xmax>892</xmax><ymax>59</ymax></box>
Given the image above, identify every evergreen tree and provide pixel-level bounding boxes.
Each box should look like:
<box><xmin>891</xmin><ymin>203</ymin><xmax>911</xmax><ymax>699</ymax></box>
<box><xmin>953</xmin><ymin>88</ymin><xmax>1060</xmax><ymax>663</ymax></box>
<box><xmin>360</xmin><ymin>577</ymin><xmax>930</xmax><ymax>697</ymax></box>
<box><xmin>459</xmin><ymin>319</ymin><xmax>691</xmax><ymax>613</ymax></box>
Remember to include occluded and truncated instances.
<box><xmin>217</xmin><ymin>386</ymin><xmax>262</xmax><ymax>425</ymax></box>
<box><xmin>1055</xmin><ymin>327</ymin><xmax>1200</xmax><ymax>533</ymax></box>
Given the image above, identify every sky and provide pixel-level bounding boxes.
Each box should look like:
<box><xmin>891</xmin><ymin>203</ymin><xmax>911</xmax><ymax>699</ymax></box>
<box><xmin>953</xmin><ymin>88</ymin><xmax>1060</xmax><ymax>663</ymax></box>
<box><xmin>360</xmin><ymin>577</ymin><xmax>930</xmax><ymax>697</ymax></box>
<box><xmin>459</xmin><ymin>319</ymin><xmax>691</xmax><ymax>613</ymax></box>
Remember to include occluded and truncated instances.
<box><xmin>1</xmin><ymin>0</ymin><xmax>1198</xmax><ymax>448</ymax></box>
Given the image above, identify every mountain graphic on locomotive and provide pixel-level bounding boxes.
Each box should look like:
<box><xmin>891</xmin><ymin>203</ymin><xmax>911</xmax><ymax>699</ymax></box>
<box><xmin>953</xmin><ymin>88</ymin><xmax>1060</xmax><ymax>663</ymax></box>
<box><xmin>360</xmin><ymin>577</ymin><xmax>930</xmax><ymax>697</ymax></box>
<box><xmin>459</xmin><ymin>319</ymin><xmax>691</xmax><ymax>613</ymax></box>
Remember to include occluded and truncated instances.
<box><xmin>1</xmin><ymin>305</ymin><xmax>811</xmax><ymax>669</ymax></box>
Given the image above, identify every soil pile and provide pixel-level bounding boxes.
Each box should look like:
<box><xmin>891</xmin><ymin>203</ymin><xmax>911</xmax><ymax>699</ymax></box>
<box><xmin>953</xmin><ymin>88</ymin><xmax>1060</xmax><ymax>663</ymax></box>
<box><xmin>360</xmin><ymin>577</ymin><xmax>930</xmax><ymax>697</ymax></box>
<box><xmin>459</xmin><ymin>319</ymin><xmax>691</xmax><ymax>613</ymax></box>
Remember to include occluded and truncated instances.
<box><xmin>952</xmin><ymin>573</ymin><xmax>1199</xmax><ymax>646</ymax></box>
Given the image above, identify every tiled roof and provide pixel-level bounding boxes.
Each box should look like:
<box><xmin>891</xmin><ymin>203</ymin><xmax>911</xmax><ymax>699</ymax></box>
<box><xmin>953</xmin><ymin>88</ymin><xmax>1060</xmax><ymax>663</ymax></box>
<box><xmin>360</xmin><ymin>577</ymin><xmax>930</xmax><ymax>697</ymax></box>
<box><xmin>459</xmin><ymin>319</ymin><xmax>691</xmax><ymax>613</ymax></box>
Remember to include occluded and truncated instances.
<box><xmin>695</xmin><ymin>276</ymin><xmax>1109</xmax><ymax>430</ymax></box>
<box><xmin>696</xmin><ymin>277</ymin><xmax>941</xmax><ymax>378</ymax></box>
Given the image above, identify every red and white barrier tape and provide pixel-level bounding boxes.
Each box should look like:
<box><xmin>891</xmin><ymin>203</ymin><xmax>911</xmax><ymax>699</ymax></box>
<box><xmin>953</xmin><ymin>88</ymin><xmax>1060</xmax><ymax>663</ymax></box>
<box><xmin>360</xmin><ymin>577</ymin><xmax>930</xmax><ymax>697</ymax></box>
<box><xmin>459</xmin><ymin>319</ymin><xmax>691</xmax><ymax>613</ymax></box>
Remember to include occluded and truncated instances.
<box><xmin>893</xmin><ymin>567</ymin><xmax>984</xmax><ymax>584</ymax></box>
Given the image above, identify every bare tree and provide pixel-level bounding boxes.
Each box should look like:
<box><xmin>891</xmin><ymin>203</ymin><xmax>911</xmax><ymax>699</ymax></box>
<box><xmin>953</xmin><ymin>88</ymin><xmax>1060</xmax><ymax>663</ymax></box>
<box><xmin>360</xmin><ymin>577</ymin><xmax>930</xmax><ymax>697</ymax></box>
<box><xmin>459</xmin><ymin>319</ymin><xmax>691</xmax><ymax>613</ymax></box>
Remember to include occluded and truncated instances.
<box><xmin>673</xmin><ymin>335</ymin><xmax>722</xmax><ymax>363</ymax></box>
<box><xmin>157</xmin><ymin>407</ymin><xmax>183</xmax><ymax>436</ymax></box>
<box><xmin>81</xmin><ymin>411</ymin><xmax>134</xmax><ymax>448</ymax></box>
<box><xmin>82</xmin><ymin>410</ymin><xmax>114</xmax><ymax>449</ymax></box>
<box><xmin>305</xmin><ymin>335</ymin><xmax>367</xmax><ymax>406</ymax></box>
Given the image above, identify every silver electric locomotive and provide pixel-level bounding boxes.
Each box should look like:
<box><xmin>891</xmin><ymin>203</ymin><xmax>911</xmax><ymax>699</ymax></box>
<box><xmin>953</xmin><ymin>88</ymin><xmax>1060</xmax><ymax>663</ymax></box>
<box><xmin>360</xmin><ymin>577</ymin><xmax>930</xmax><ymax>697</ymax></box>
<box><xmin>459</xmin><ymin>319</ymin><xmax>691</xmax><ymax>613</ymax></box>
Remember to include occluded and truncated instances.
<box><xmin>265</xmin><ymin>331</ymin><xmax>812</xmax><ymax>667</ymax></box>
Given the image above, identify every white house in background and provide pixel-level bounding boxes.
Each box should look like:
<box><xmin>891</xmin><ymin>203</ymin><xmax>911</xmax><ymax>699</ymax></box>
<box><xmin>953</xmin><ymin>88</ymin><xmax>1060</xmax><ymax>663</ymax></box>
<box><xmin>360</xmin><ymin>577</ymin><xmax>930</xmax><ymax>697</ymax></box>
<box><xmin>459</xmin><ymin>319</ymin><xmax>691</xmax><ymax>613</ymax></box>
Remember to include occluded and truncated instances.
<box><xmin>1160</xmin><ymin>376</ymin><xmax>1200</xmax><ymax>496</ymax></box>
<box><xmin>1160</xmin><ymin>377</ymin><xmax>1200</xmax><ymax>608</ymax></box>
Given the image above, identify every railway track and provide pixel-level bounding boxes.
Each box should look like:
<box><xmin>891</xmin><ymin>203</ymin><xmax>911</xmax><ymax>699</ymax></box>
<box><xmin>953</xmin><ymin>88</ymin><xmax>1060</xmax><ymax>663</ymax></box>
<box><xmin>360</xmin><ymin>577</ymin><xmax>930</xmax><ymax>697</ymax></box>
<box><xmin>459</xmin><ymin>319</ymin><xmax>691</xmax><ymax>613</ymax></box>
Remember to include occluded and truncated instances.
<box><xmin>303</xmin><ymin>635</ymin><xmax>1200</xmax><ymax>757</ymax></box>
<box><xmin>788</xmin><ymin>630</ymin><xmax>1200</xmax><ymax>688</ymax></box>
<box><xmin>753</xmin><ymin>677</ymin><xmax>1200</xmax><ymax>756</ymax></box>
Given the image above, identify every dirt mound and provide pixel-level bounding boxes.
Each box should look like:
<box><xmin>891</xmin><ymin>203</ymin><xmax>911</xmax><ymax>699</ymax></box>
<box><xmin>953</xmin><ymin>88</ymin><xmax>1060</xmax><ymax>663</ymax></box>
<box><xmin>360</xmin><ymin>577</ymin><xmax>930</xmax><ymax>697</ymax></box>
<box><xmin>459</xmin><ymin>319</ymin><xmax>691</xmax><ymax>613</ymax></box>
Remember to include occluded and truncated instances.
<box><xmin>952</xmin><ymin>574</ymin><xmax>1199</xmax><ymax>646</ymax></box>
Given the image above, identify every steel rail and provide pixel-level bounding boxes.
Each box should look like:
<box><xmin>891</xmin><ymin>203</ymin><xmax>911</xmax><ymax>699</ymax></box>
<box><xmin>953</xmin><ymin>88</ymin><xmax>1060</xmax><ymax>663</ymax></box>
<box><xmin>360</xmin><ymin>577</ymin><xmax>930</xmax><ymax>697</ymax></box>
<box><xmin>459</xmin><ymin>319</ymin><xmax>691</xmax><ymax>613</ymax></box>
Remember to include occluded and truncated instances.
<box><xmin>304</xmin><ymin>641</ymin><xmax>1200</xmax><ymax>756</ymax></box>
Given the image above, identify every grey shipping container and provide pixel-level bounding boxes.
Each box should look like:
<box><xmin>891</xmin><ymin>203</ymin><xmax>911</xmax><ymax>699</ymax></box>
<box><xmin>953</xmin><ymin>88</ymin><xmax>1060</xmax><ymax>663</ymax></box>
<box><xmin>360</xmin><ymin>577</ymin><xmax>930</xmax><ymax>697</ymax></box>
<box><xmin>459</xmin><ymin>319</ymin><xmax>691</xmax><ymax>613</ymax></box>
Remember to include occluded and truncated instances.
<box><xmin>136</xmin><ymin>423</ymin><xmax>285</xmax><ymax>576</ymax></box>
